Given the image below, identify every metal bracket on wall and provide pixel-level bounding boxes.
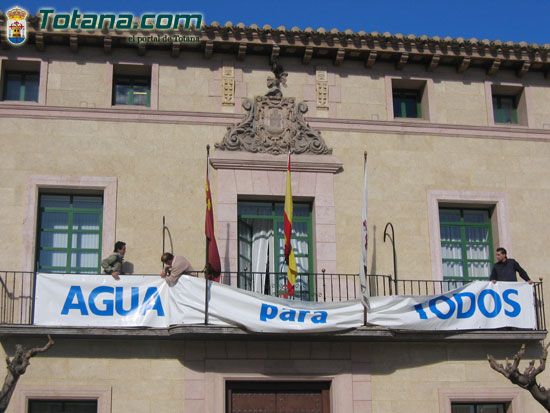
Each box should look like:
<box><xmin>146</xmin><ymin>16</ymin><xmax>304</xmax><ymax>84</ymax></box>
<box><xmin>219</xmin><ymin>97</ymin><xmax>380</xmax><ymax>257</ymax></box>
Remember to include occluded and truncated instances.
<box><xmin>383</xmin><ymin>222</ymin><xmax>398</xmax><ymax>294</ymax></box>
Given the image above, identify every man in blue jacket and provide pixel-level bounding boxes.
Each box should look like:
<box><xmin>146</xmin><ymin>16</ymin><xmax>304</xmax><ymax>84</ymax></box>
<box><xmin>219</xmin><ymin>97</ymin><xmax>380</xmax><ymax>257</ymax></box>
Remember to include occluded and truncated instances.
<box><xmin>490</xmin><ymin>247</ymin><xmax>533</xmax><ymax>284</ymax></box>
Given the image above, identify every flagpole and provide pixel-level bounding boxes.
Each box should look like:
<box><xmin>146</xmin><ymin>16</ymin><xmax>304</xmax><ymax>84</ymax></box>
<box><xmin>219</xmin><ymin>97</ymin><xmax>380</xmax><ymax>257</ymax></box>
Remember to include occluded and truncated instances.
<box><xmin>363</xmin><ymin>151</ymin><xmax>368</xmax><ymax>278</ymax></box>
<box><xmin>204</xmin><ymin>144</ymin><xmax>210</xmax><ymax>325</ymax></box>
<box><xmin>205</xmin><ymin>145</ymin><xmax>210</xmax><ymax>272</ymax></box>
<box><xmin>363</xmin><ymin>151</ymin><xmax>368</xmax><ymax>324</ymax></box>
<box><xmin>285</xmin><ymin>143</ymin><xmax>294</xmax><ymax>298</ymax></box>
<box><xmin>264</xmin><ymin>244</ymin><xmax>270</xmax><ymax>295</ymax></box>
<box><xmin>283</xmin><ymin>144</ymin><xmax>297</xmax><ymax>298</ymax></box>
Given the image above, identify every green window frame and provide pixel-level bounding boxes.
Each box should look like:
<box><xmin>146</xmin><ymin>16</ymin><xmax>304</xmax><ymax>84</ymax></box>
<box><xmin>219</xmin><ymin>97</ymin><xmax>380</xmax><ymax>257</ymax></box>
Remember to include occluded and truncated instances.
<box><xmin>393</xmin><ymin>88</ymin><xmax>421</xmax><ymax>118</ymax></box>
<box><xmin>36</xmin><ymin>194</ymin><xmax>103</xmax><ymax>274</ymax></box>
<box><xmin>2</xmin><ymin>70</ymin><xmax>39</xmax><ymax>102</ymax></box>
<box><xmin>28</xmin><ymin>399</ymin><xmax>98</xmax><ymax>413</ymax></box>
<box><xmin>451</xmin><ymin>402</ymin><xmax>508</xmax><ymax>413</ymax></box>
<box><xmin>493</xmin><ymin>94</ymin><xmax>518</xmax><ymax>124</ymax></box>
<box><xmin>440</xmin><ymin>207</ymin><xmax>494</xmax><ymax>281</ymax></box>
<box><xmin>112</xmin><ymin>74</ymin><xmax>150</xmax><ymax>106</ymax></box>
<box><xmin>237</xmin><ymin>201</ymin><xmax>314</xmax><ymax>301</ymax></box>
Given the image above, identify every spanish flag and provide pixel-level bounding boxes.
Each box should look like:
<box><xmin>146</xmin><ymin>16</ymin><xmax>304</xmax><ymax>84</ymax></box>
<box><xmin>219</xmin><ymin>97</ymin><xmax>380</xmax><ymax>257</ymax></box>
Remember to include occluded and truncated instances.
<box><xmin>205</xmin><ymin>158</ymin><xmax>221</xmax><ymax>281</ymax></box>
<box><xmin>283</xmin><ymin>151</ymin><xmax>297</xmax><ymax>296</ymax></box>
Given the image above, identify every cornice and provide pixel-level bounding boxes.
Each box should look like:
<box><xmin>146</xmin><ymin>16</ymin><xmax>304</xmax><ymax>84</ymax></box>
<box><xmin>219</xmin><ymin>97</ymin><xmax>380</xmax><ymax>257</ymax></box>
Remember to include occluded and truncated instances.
<box><xmin>209</xmin><ymin>151</ymin><xmax>343</xmax><ymax>174</ymax></box>
<box><xmin>0</xmin><ymin>16</ymin><xmax>549</xmax><ymax>76</ymax></box>
<box><xmin>309</xmin><ymin>117</ymin><xmax>550</xmax><ymax>142</ymax></box>
<box><xmin>1</xmin><ymin>104</ymin><xmax>549</xmax><ymax>143</ymax></box>
<box><xmin>0</xmin><ymin>103</ymin><xmax>241</xmax><ymax>125</ymax></box>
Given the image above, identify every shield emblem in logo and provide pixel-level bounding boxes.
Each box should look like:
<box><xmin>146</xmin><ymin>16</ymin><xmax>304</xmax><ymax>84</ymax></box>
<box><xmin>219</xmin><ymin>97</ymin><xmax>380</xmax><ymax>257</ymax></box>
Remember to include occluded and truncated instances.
<box><xmin>6</xmin><ymin>6</ymin><xmax>28</xmax><ymax>46</ymax></box>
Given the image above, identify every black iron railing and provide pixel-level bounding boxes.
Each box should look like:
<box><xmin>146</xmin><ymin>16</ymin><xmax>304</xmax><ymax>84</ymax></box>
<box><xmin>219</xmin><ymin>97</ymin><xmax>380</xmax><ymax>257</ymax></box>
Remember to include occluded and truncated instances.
<box><xmin>0</xmin><ymin>270</ymin><xmax>545</xmax><ymax>331</ymax></box>
<box><xmin>206</xmin><ymin>271</ymin><xmax>393</xmax><ymax>303</ymax></box>
<box><xmin>533</xmin><ymin>280</ymin><xmax>547</xmax><ymax>331</ymax></box>
<box><xmin>0</xmin><ymin>271</ymin><xmax>34</xmax><ymax>325</ymax></box>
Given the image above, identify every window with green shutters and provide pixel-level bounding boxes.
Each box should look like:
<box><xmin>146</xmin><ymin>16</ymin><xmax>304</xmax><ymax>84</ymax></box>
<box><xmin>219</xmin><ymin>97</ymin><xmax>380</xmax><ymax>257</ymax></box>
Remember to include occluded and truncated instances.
<box><xmin>2</xmin><ymin>70</ymin><xmax>39</xmax><ymax>102</ymax></box>
<box><xmin>36</xmin><ymin>194</ymin><xmax>103</xmax><ymax>274</ymax></box>
<box><xmin>440</xmin><ymin>208</ymin><xmax>494</xmax><ymax>281</ymax></box>
<box><xmin>238</xmin><ymin>201</ymin><xmax>314</xmax><ymax>301</ymax></box>
<box><xmin>451</xmin><ymin>402</ymin><xmax>507</xmax><ymax>413</ymax></box>
<box><xmin>112</xmin><ymin>75</ymin><xmax>150</xmax><ymax>106</ymax></box>
<box><xmin>393</xmin><ymin>89</ymin><xmax>421</xmax><ymax>118</ymax></box>
<box><xmin>493</xmin><ymin>94</ymin><xmax>518</xmax><ymax>124</ymax></box>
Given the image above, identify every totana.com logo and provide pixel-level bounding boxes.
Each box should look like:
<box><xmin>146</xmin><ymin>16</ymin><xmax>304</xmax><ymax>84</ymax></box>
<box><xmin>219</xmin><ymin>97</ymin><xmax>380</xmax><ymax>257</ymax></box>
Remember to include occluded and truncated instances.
<box><xmin>38</xmin><ymin>9</ymin><xmax>203</xmax><ymax>30</ymax></box>
<box><xmin>6</xmin><ymin>6</ymin><xmax>28</xmax><ymax>46</ymax></box>
<box><xmin>3</xmin><ymin>7</ymin><xmax>203</xmax><ymax>48</ymax></box>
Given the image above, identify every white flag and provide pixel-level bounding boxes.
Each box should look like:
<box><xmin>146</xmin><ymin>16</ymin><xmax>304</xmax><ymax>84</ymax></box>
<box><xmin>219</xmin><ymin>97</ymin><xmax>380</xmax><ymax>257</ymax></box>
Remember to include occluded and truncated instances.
<box><xmin>359</xmin><ymin>154</ymin><xmax>370</xmax><ymax>309</ymax></box>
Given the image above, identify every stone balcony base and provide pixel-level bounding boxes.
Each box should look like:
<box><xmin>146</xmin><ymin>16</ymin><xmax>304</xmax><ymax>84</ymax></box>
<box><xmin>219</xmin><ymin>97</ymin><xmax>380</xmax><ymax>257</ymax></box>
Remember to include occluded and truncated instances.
<box><xmin>0</xmin><ymin>324</ymin><xmax>545</xmax><ymax>342</ymax></box>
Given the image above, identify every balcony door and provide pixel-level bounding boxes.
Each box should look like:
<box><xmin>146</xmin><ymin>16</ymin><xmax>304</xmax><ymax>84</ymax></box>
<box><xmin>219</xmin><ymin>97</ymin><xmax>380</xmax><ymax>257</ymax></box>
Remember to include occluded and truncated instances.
<box><xmin>237</xmin><ymin>201</ymin><xmax>314</xmax><ymax>300</ymax></box>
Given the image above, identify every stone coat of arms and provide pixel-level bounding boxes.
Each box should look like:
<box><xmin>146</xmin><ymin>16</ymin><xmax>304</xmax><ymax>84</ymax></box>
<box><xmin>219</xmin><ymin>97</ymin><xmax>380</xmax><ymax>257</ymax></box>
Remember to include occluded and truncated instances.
<box><xmin>215</xmin><ymin>62</ymin><xmax>332</xmax><ymax>155</ymax></box>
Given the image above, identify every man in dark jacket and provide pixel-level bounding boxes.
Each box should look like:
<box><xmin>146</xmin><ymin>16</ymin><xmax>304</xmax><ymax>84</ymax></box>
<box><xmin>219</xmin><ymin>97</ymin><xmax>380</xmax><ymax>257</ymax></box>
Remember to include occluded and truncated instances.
<box><xmin>490</xmin><ymin>247</ymin><xmax>533</xmax><ymax>284</ymax></box>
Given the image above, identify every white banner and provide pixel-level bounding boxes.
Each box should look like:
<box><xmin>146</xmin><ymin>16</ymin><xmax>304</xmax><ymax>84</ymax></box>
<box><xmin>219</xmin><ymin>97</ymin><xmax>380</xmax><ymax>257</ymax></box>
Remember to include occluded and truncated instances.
<box><xmin>169</xmin><ymin>275</ymin><xmax>364</xmax><ymax>333</ymax></box>
<box><xmin>34</xmin><ymin>273</ymin><xmax>364</xmax><ymax>332</ymax></box>
<box><xmin>34</xmin><ymin>273</ymin><xmax>170</xmax><ymax>327</ymax></box>
<box><xmin>34</xmin><ymin>275</ymin><xmax>536</xmax><ymax>332</ymax></box>
<box><xmin>367</xmin><ymin>281</ymin><xmax>536</xmax><ymax>330</ymax></box>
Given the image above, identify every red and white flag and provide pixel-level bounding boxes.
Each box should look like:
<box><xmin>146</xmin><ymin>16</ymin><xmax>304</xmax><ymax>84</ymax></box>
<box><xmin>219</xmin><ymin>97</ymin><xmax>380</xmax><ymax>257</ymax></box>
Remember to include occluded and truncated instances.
<box><xmin>359</xmin><ymin>153</ymin><xmax>370</xmax><ymax>309</ymax></box>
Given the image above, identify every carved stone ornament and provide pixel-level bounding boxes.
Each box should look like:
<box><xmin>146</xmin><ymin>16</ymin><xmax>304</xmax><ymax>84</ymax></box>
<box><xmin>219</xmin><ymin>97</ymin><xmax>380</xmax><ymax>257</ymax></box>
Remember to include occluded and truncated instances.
<box><xmin>316</xmin><ymin>68</ymin><xmax>329</xmax><ymax>109</ymax></box>
<box><xmin>215</xmin><ymin>62</ymin><xmax>332</xmax><ymax>155</ymax></box>
<box><xmin>221</xmin><ymin>66</ymin><xmax>235</xmax><ymax>105</ymax></box>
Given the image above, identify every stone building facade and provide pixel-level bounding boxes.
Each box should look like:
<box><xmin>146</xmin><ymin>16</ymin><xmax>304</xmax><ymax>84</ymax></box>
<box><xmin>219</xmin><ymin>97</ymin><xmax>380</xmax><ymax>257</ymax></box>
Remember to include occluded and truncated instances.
<box><xmin>0</xmin><ymin>17</ymin><xmax>550</xmax><ymax>412</ymax></box>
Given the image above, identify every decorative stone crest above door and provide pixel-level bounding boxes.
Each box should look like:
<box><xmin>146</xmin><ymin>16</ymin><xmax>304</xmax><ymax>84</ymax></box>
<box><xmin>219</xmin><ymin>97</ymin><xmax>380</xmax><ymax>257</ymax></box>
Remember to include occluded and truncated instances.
<box><xmin>215</xmin><ymin>62</ymin><xmax>333</xmax><ymax>155</ymax></box>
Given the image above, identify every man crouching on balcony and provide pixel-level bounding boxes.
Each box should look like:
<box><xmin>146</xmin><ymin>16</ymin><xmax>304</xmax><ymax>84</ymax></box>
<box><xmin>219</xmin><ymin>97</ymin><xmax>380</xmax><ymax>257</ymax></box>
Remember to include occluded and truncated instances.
<box><xmin>101</xmin><ymin>241</ymin><xmax>126</xmax><ymax>280</ymax></box>
<box><xmin>160</xmin><ymin>252</ymin><xmax>195</xmax><ymax>287</ymax></box>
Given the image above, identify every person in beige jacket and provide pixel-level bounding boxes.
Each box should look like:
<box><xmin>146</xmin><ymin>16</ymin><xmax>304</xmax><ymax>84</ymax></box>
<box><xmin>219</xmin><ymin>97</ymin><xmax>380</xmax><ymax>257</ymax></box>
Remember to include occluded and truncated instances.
<box><xmin>101</xmin><ymin>241</ymin><xmax>126</xmax><ymax>280</ymax></box>
<box><xmin>160</xmin><ymin>252</ymin><xmax>194</xmax><ymax>287</ymax></box>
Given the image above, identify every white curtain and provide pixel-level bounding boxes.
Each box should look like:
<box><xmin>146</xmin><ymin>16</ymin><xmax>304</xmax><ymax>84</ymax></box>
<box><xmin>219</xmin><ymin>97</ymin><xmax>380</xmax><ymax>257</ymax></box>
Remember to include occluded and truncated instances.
<box><xmin>250</xmin><ymin>220</ymin><xmax>274</xmax><ymax>294</ymax></box>
<box><xmin>440</xmin><ymin>222</ymin><xmax>490</xmax><ymax>278</ymax></box>
<box><xmin>241</xmin><ymin>217</ymin><xmax>310</xmax><ymax>297</ymax></box>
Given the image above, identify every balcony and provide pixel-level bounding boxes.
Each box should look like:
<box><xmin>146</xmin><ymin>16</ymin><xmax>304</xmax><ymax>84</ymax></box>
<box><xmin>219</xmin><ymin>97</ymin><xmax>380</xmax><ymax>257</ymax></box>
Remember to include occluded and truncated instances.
<box><xmin>0</xmin><ymin>270</ymin><xmax>545</xmax><ymax>341</ymax></box>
